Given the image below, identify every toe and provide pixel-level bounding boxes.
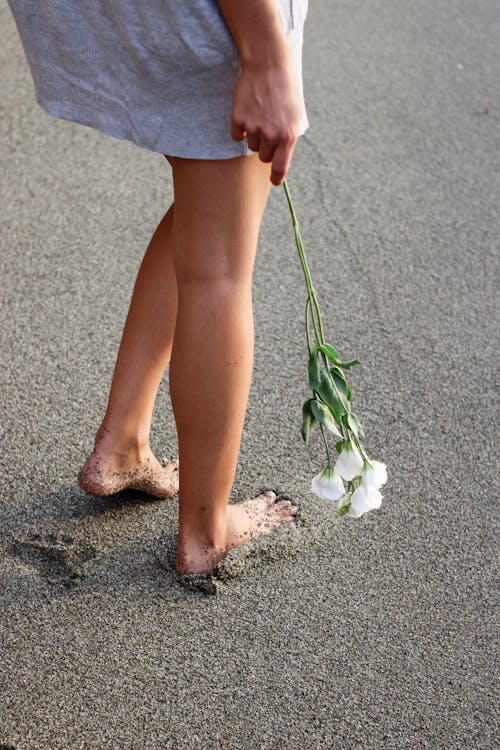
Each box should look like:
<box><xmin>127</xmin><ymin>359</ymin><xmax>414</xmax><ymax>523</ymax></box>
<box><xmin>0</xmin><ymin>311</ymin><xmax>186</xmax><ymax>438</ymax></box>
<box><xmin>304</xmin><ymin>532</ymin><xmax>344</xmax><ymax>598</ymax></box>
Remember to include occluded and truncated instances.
<box><xmin>273</xmin><ymin>499</ymin><xmax>298</xmax><ymax>512</ymax></box>
<box><xmin>261</xmin><ymin>490</ymin><xmax>278</xmax><ymax>506</ymax></box>
<box><xmin>269</xmin><ymin>502</ymin><xmax>298</xmax><ymax>520</ymax></box>
<box><xmin>243</xmin><ymin>493</ymin><xmax>277</xmax><ymax>514</ymax></box>
<box><xmin>260</xmin><ymin>515</ymin><xmax>283</xmax><ymax>535</ymax></box>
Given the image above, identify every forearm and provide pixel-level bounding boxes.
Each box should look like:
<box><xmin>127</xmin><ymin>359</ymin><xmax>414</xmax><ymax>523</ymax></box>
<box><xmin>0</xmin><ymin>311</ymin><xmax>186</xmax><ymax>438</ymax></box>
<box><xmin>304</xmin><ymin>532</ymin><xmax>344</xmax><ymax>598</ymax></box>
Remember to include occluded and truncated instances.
<box><xmin>215</xmin><ymin>0</ymin><xmax>290</xmax><ymax>66</ymax></box>
<box><xmin>216</xmin><ymin>0</ymin><xmax>303</xmax><ymax>185</ymax></box>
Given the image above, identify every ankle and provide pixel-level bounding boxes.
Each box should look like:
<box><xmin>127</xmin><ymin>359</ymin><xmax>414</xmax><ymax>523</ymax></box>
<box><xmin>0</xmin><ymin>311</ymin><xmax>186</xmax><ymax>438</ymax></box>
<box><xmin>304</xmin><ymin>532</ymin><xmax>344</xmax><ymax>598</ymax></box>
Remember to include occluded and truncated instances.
<box><xmin>94</xmin><ymin>424</ymin><xmax>151</xmax><ymax>461</ymax></box>
<box><xmin>178</xmin><ymin>509</ymin><xmax>228</xmax><ymax>550</ymax></box>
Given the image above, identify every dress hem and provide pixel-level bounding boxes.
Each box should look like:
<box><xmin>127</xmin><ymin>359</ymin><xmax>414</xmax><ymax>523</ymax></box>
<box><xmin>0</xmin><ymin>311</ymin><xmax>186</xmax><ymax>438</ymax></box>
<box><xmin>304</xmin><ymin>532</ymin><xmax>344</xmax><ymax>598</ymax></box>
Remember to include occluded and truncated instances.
<box><xmin>35</xmin><ymin>94</ymin><xmax>309</xmax><ymax>160</ymax></box>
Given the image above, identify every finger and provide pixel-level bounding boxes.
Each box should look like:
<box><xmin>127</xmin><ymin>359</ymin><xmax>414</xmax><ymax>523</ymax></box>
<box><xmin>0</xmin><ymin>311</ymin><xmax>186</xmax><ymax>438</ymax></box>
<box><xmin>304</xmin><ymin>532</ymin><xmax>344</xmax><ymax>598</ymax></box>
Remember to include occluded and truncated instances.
<box><xmin>246</xmin><ymin>133</ymin><xmax>261</xmax><ymax>153</ymax></box>
<box><xmin>270</xmin><ymin>140</ymin><xmax>295</xmax><ymax>186</ymax></box>
<box><xmin>258</xmin><ymin>138</ymin><xmax>276</xmax><ymax>164</ymax></box>
<box><xmin>231</xmin><ymin>119</ymin><xmax>246</xmax><ymax>142</ymax></box>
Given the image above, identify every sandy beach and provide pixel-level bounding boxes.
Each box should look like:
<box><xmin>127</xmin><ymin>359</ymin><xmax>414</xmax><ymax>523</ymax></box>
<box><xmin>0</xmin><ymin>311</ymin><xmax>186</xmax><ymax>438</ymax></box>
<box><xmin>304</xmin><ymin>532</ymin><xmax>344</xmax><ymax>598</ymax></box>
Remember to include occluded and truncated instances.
<box><xmin>0</xmin><ymin>0</ymin><xmax>498</xmax><ymax>747</ymax></box>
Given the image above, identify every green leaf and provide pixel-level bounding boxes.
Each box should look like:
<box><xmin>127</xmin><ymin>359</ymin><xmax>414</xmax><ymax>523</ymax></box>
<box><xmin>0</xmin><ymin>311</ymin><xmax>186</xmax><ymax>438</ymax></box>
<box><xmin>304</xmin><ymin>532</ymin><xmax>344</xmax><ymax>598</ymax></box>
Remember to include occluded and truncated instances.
<box><xmin>337</xmin><ymin>358</ymin><xmax>361</xmax><ymax>370</ymax></box>
<box><xmin>320</xmin><ymin>343</ymin><xmax>341</xmax><ymax>363</ymax></box>
<box><xmin>330</xmin><ymin>367</ymin><xmax>352</xmax><ymax>411</ymax></box>
<box><xmin>330</xmin><ymin>365</ymin><xmax>352</xmax><ymax>401</ymax></box>
<box><xmin>316</xmin><ymin>370</ymin><xmax>347</xmax><ymax>423</ymax></box>
<box><xmin>337</xmin><ymin>505</ymin><xmax>350</xmax><ymax>517</ymax></box>
<box><xmin>308</xmin><ymin>345</ymin><xmax>321</xmax><ymax>390</ymax></box>
<box><xmin>310</xmin><ymin>399</ymin><xmax>343</xmax><ymax>437</ymax></box>
<box><xmin>347</xmin><ymin>411</ymin><xmax>365</xmax><ymax>438</ymax></box>
<box><xmin>301</xmin><ymin>398</ymin><xmax>317</xmax><ymax>444</ymax></box>
<box><xmin>320</xmin><ymin>343</ymin><xmax>360</xmax><ymax>370</ymax></box>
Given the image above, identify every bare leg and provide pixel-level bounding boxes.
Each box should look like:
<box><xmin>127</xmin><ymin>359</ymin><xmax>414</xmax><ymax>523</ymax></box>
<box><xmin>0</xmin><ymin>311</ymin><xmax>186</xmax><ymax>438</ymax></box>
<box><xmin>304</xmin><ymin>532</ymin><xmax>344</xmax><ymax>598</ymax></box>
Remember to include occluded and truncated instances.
<box><xmin>169</xmin><ymin>154</ymin><xmax>297</xmax><ymax>575</ymax></box>
<box><xmin>78</xmin><ymin>204</ymin><xmax>180</xmax><ymax>497</ymax></box>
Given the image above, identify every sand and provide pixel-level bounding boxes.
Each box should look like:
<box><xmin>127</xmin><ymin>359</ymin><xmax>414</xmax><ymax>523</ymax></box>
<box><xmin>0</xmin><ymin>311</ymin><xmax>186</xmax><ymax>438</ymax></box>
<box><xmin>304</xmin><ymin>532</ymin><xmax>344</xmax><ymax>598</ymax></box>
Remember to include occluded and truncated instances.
<box><xmin>0</xmin><ymin>0</ymin><xmax>498</xmax><ymax>747</ymax></box>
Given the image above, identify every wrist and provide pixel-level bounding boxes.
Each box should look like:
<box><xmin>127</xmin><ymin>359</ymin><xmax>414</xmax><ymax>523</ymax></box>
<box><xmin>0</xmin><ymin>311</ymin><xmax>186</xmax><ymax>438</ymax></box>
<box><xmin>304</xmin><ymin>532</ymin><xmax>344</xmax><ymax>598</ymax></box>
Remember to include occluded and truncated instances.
<box><xmin>216</xmin><ymin>0</ymin><xmax>290</xmax><ymax>68</ymax></box>
<box><xmin>239</xmin><ymin>37</ymin><xmax>293</xmax><ymax>78</ymax></box>
<box><xmin>240</xmin><ymin>52</ymin><xmax>291</xmax><ymax>77</ymax></box>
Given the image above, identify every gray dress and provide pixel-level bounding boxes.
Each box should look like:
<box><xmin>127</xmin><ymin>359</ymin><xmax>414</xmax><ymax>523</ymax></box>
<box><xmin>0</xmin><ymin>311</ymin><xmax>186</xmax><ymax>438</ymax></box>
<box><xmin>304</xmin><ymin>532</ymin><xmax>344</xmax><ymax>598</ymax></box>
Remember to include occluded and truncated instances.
<box><xmin>6</xmin><ymin>0</ymin><xmax>309</xmax><ymax>159</ymax></box>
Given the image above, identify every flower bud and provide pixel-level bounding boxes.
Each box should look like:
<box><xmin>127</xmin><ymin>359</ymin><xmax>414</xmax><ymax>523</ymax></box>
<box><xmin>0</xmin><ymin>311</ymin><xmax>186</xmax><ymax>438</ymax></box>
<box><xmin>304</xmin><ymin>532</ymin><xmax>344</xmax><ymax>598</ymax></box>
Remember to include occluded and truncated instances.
<box><xmin>311</xmin><ymin>465</ymin><xmax>346</xmax><ymax>501</ymax></box>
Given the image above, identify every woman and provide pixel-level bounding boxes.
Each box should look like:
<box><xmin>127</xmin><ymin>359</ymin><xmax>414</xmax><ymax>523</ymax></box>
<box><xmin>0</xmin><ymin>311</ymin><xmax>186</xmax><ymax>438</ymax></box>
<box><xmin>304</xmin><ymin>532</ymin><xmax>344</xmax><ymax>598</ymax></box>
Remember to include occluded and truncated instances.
<box><xmin>7</xmin><ymin>0</ymin><xmax>309</xmax><ymax>576</ymax></box>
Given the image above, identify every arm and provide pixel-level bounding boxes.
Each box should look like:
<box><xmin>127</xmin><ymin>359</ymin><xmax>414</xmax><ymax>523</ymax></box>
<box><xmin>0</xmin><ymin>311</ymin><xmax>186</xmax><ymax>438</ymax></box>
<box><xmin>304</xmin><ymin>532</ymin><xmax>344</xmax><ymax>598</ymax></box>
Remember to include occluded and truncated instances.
<box><xmin>216</xmin><ymin>0</ymin><xmax>304</xmax><ymax>185</ymax></box>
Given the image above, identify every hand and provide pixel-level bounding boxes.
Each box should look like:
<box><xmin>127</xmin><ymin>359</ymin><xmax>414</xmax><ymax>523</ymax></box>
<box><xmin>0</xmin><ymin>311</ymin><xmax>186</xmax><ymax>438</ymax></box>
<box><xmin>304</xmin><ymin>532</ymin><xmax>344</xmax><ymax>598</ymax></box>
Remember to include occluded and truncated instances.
<box><xmin>230</xmin><ymin>59</ymin><xmax>304</xmax><ymax>186</ymax></box>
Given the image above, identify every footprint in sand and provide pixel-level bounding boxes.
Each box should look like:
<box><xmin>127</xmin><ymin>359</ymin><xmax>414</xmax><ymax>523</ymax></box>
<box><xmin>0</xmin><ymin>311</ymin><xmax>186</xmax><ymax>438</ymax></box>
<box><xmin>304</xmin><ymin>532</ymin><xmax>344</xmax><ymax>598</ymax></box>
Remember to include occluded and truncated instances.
<box><xmin>173</xmin><ymin>493</ymin><xmax>309</xmax><ymax>596</ymax></box>
<box><xmin>2</xmin><ymin>532</ymin><xmax>97</xmax><ymax>588</ymax></box>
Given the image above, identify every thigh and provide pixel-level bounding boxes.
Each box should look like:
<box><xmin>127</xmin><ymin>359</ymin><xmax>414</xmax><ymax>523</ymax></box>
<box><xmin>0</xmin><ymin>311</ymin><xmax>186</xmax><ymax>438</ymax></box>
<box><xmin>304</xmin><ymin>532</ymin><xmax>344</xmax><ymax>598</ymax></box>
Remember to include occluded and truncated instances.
<box><xmin>167</xmin><ymin>154</ymin><xmax>272</xmax><ymax>281</ymax></box>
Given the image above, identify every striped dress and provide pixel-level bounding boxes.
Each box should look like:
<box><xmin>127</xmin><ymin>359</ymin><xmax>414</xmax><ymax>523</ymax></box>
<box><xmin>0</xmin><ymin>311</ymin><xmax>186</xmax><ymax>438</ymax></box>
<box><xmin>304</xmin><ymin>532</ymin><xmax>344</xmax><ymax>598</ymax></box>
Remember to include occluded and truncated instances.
<box><xmin>6</xmin><ymin>0</ymin><xmax>309</xmax><ymax>159</ymax></box>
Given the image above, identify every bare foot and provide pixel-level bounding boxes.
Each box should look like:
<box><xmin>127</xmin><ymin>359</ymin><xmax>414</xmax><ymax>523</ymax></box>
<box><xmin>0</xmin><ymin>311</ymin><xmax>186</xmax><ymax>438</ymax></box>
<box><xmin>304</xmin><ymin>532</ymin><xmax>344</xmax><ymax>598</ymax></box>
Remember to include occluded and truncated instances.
<box><xmin>77</xmin><ymin>448</ymin><xmax>179</xmax><ymax>499</ymax></box>
<box><xmin>175</xmin><ymin>491</ymin><xmax>298</xmax><ymax>575</ymax></box>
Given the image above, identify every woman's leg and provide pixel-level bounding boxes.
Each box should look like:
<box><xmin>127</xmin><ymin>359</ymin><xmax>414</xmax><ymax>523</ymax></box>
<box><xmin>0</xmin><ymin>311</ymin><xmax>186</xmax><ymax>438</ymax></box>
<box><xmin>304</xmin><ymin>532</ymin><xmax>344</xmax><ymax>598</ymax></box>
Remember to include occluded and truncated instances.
<box><xmin>78</xmin><ymin>203</ymin><xmax>180</xmax><ymax>496</ymax></box>
<box><xmin>169</xmin><ymin>154</ymin><xmax>297</xmax><ymax>575</ymax></box>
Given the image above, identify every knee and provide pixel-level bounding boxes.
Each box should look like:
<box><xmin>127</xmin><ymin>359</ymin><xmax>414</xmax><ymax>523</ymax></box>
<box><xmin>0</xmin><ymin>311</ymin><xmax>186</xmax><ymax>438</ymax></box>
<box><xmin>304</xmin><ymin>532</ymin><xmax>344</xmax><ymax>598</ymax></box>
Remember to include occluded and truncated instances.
<box><xmin>172</xmin><ymin>243</ymin><xmax>253</xmax><ymax>288</ymax></box>
<box><xmin>173</xmin><ymin>262</ymin><xmax>249</xmax><ymax>290</ymax></box>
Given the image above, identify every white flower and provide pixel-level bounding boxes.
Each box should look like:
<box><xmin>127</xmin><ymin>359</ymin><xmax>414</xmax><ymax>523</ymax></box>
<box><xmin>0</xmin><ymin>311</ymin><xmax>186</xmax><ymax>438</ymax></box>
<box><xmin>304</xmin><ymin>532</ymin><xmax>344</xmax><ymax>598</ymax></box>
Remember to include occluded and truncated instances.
<box><xmin>346</xmin><ymin>504</ymin><xmax>363</xmax><ymax>518</ymax></box>
<box><xmin>350</xmin><ymin>485</ymin><xmax>383</xmax><ymax>515</ymax></box>
<box><xmin>311</xmin><ymin>466</ymin><xmax>346</xmax><ymax>501</ymax></box>
<box><xmin>362</xmin><ymin>459</ymin><xmax>387</xmax><ymax>491</ymax></box>
<box><xmin>334</xmin><ymin>441</ymin><xmax>364</xmax><ymax>481</ymax></box>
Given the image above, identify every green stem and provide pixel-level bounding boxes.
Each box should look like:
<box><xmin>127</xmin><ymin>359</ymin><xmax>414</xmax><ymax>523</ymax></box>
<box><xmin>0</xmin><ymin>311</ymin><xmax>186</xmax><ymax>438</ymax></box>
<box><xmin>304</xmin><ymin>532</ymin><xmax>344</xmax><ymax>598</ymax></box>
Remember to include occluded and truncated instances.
<box><xmin>284</xmin><ymin>181</ymin><xmax>326</xmax><ymax>344</ymax></box>
<box><xmin>284</xmin><ymin>179</ymin><xmax>350</xmax><ymax>443</ymax></box>
<box><xmin>351</xmin><ymin>433</ymin><xmax>368</xmax><ymax>463</ymax></box>
<box><xmin>296</xmin><ymin>232</ymin><xmax>324</xmax><ymax>345</ymax></box>
<box><xmin>305</xmin><ymin>297</ymin><xmax>312</xmax><ymax>354</ymax></box>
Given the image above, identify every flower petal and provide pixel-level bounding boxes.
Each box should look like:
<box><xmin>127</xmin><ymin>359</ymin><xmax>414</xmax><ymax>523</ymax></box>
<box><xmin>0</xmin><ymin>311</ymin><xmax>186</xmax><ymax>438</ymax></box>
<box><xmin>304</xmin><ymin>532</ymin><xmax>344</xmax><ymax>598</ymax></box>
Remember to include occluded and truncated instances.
<box><xmin>334</xmin><ymin>442</ymin><xmax>364</xmax><ymax>481</ymax></box>
<box><xmin>350</xmin><ymin>486</ymin><xmax>383</xmax><ymax>513</ymax></box>
<box><xmin>363</xmin><ymin>460</ymin><xmax>388</xmax><ymax>491</ymax></box>
<box><xmin>346</xmin><ymin>504</ymin><xmax>363</xmax><ymax>518</ymax></box>
<box><xmin>311</xmin><ymin>467</ymin><xmax>346</xmax><ymax>501</ymax></box>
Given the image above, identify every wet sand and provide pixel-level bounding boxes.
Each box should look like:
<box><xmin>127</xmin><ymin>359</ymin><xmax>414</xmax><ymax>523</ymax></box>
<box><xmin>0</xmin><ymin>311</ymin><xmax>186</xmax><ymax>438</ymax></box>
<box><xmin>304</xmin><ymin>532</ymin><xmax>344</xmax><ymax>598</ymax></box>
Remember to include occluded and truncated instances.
<box><xmin>0</xmin><ymin>0</ymin><xmax>498</xmax><ymax>747</ymax></box>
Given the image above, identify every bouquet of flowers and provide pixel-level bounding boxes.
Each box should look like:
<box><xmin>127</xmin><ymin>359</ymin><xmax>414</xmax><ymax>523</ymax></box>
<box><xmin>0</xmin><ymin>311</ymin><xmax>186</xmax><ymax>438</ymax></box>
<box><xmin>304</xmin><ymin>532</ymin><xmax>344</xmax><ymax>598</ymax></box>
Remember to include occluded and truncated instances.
<box><xmin>283</xmin><ymin>180</ymin><xmax>387</xmax><ymax>517</ymax></box>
